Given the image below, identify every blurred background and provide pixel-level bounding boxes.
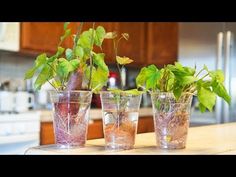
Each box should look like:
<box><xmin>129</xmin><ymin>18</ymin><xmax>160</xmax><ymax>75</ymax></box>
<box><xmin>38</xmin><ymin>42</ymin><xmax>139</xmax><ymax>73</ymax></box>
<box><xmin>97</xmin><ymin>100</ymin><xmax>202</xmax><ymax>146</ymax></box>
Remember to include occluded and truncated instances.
<box><xmin>0</xmin><ymin>22</ymin><xmax>236</xmax><ymax>154</ymax></box>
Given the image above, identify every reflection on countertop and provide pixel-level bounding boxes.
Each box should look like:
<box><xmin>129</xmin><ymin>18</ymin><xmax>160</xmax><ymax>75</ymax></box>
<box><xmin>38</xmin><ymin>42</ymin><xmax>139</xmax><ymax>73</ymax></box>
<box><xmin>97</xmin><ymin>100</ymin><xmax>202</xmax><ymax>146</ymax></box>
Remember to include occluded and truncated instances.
<box><xmin>39</xmin><ymin>107</ymin><xmax>153</xmax><ymax>122</ymax></box>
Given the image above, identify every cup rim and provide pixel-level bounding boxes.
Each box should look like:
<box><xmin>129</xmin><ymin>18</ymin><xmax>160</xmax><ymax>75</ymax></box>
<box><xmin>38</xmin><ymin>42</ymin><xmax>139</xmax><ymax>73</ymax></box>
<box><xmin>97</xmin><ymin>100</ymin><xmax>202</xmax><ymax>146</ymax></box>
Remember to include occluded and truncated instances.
<box><xmin>99</xmin><ymin>90</ymin><xmax>142</xmax><ymax>96</ymax></box>
<box><xmin>150</xmin><ymin>91</ymin><xmax>194</xmax><ymax>96</ymax></box>
<box><xmin>48</xmin><ymin>90</ymin><xmax>92</xmax><ymax>94</ymax></box>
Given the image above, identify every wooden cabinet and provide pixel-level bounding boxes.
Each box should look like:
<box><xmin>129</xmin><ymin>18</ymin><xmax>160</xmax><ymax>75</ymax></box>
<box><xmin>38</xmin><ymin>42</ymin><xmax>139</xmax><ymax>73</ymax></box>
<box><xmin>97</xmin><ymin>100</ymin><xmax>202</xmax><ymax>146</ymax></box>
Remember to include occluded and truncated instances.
<box><xmin>147</xmin><ymin>22</ymin><xmax>178</xmax><ymax>67</ymax></box>
<box><xmin>137</xmin><ymin>116</ymin><xmax>154</xmax><ymax>133</ymax></box>
<box><xmin>40</xmin><ymin>122</ymin><xmax>55</xmax><ymax>145</ymax></box>
<box><xmin>20</xmin><ymin>22</ymin><xmax>66</xmax><ymax>54</ymax></box>
<box><xmin>114</xmin><ymin>22</ymin><xmax>146</xmax><ymax>65</ymax></box>
<box><xmin>20</xmin><ymin>22</ymin><xmax>178</xmax><ymax>67</ymax></box>
<box><xmin>20</xmin><ymin>22</ymin><xmax>116</xmax><ymax>60</ymax></box>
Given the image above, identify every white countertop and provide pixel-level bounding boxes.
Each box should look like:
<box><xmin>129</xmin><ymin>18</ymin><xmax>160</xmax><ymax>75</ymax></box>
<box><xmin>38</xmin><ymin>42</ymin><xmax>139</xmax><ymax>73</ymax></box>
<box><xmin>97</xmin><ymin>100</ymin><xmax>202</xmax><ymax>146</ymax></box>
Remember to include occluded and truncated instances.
<box><xmin>25</xmin><ymin>122</ymin><xmax>236</xmax><ymax>155</ymax></box>
<box><xmin>39</xmin><ymin>107</ymin><xmax>153</xmax><ymax>122</ymax></box>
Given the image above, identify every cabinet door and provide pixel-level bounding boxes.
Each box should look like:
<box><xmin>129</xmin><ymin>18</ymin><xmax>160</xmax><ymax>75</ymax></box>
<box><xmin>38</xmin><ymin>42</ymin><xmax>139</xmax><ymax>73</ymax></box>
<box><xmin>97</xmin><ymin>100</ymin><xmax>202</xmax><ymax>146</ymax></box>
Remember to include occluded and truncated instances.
<box><xmin>40</xmin><ymin>122</ymin><xmax>55</xmax><ymax>145</ymax></box>
<box><xmin>71</xmin><ymin>22</ymin><xmax>146</xmax><ymax>65</ymax></box>
<box><xmin>147</xmin><ymin>23</ymin><xmax>178</xmax><ymax>67</ymax></box>
<box><xmin>21</xmin><ymin>22</ymin><xmax>65</xmax><ymax>54</ymax></box>
<box><xmin>114</xmin><ymin>22</ymin><xmax>146</xmax><ymax>65</ymax></box>
<box><xmin>137</xmin><ymin>116</ymin><xmax>154</xmax><ymax>133</ymax></box>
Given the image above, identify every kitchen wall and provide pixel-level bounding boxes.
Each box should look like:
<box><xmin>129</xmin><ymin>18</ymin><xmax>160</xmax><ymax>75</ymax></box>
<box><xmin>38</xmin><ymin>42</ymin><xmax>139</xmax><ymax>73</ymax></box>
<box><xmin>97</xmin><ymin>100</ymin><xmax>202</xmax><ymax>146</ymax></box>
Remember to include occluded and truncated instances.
<box><xmin>0</xmin><ymin>51</ymin><xmax>34</xmax><ymax>90</ymax></box>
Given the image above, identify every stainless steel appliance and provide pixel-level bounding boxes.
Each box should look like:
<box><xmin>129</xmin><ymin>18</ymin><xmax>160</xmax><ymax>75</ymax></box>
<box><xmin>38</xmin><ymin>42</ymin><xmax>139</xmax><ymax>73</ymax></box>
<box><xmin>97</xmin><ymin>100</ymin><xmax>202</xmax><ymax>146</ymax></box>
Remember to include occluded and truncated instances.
<box><xmin>178</xmin><ymin>23</ymin><xmax>236</xmax><ymax>125</ymax></box>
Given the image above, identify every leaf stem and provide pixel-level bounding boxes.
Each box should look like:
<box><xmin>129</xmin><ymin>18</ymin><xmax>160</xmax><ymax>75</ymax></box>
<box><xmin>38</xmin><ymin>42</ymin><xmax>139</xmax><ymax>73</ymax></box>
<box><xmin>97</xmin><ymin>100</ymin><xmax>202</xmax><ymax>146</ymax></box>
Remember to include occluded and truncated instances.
<box><xmin>196</xmin><ymin>68</ymin><xmax>205</xmax><ymax>77</ymax></box>
<box><xmin>88</xmin><ymin>22</ymin><xmax>95</xmax><ymax>90</ymax></box>
<box><xmin>46</xmin><ymin>79</ymin><xmax>58</xmax><ymax>91</ymax></box>
<box><xmin>199</xmin><ymin>73</ymin><xmax>209</xmax><ymax>80</ymax></box>
<box><xmin>113</xmin><ymin>36</ymin><xmax>125</xmax><ymax>90</ymax></box>
<box><xmin>47</xmin><ymin>63</ymin><xmax>57</xmax><ymax>75</ymax></box>
<box><xmin>73</xmin><ymin>22</ymin><xmax>84</xmax><ymax>52</ymax></box>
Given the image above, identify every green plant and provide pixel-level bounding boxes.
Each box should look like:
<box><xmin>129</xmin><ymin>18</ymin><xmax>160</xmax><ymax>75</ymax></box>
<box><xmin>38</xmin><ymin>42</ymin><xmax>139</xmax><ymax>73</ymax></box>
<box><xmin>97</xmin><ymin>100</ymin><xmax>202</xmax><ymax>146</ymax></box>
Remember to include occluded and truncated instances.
<box><xmin>103</xmin><ymin>32</ymin><xmax>143</xmax><ymax>127</ymax></box>
<box><xmin>106</xmin><ymin>32</ymin><xmax>143</xmax><ymax>95</ymax></box>
<box><xmin>136</xmin><ymin>62</ymin><xmax>231</xmax><ymax>112</ymax></box>
<box><xmin>24</xmin><ymin>22</ymin><xmax>114</xmax><ymax>93</ymax></box>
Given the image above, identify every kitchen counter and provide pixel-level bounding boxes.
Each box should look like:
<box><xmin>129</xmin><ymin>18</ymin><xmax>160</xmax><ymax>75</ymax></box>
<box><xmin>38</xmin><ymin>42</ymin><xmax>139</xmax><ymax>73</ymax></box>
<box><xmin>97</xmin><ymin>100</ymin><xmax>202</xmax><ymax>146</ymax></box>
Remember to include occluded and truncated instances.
<box><xmin>25</xmin><ymin>122</ymin><xmax>236</xmax><ymax>155</ymax></box>
<box><xmin>39</xmin><ymin>107</ymin><xmax>153</xmax><ymax>122</ymax></box>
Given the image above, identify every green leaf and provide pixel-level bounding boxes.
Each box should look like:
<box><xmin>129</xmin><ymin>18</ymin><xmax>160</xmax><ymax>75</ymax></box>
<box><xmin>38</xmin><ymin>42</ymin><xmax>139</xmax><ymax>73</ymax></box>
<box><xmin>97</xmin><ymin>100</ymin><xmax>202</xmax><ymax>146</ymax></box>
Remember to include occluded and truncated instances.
<box><xmin>51</xmin><ymin>79</ymin><xmax>62</xmax><ymax>89</ymax></box>
<box><xmin>166</xmin><ymin>70</ymin><xmax>175</xmax><ymax>91</ymax></box>
<box><xmin>94</xmin><ymin>26</ymin><xmax>106</xmax><ymax>47</ymax></box>
<box><xmin>60</xmin><ymin>29</ymin><xmax>71</xmax><ymax>43</ymax></box>
<box><xmin>181</xmin><ymin>76</ymin><xmax>198</xmax><ymax>86</ymax></box>
<box><xmin>65</xmin><ymin>48</ymin><xmax>73</xmax><ymax>60</ymax></box>
<box><xmin>123</xmin><ymin>89</ymin><xmax>143</xmax><ymax>95</ymax></box>
<box><xmin>75</xmin><ymin>46</ymin><xmax>84</xmax><ymax>58</ymax></box>
<box><xmin>168</xmin><ymin>62</ymin><xmax>195</xmax><ymax>77</ymax></box>
<box><xmin>57</xmin><ymin>58</ymin><xmax>74</xmax><ymax>78</ymax></box>
<box><xmin>69</xmin><ymin>59</ymin><xmax>79</xmax><ymax>70</ymax></box>
<box><xmin>212</xmin><ymin>81</ymin><xmax>231</xmax><ymax>104</ymax></box>
<box><xmin>85</xmin><ymin>66</ymin><xmax>96</xmax><ymax>80</ymax></box>
<box><xmin>146</xmin><ymin>72</ymin><xmax>160</xmax><ymax>90</ymax></box>
<box><xmin>183</xmin><ymin>66</ymin><xmax>196</xmax><ymax>76</ymax></box>
<box><xmin>108</xmin><ymin>88</ymin><xmax>143</xmax><ymax>95</ymax></box>
<box><xmin>209</xmin><ymin>70</ymin><xmax>224</xmax><ymax>83</ymax></box>
<box><xmin>136</xmin><ymin>67</ymin><xmax>148</xmax><ymax>88</ymax></box>
<box><xmin>136</xmin><ymin>65</ymin><xmax>160</xmax><ymax>90</ymax></box>
<box><xmin>197</xmin><ymin>87</ymin><xmax>216</xmax><ymax>112</ymax></box>
<box><xmin>116</xmin><ymin>56</ymin><xmax>133</xmax><ymax>65</ymax></box>
<box><xmin>93</xmin><ymin>53</ymin><xmax>108</xmax><ymax>71</ymax></box>
<box><xmin>78</xmin><ymin>30</ymin><xmax>92</xmax><ymax>49</ymax></box>
<box><xmin>198</xmin><ymin>103</ymin><xmax>207</xmax><ymax>113</ymax></box>
<box><xmin>64</xmin><ymin>22</ymin><xmax>70</xmax><ymax>30</ymax></box>
<box><xmin>86</xmin><ymin>66</ymin><xmax>109</xmax><ymax>93</ymax></box>
<box><xmin>146</xmin><ymin>65</ymin><xmax>160</xmax><ymax>89</ymax></box>
<box><xmin>56</xmin><ymin>47</ymin><xmax>65</xmax><ymax>57</ymax></box>
<box><xmin>173</xmin><ymin>87</ymin><xmax>182</xmax><ymax>100</ymax></box>
<box><xmin>203</xmin><ymin>64</ymin><xmax>209</xmax><ymax>71</ymax></box>
<box><xmin>34</xmin><ymin>65</ymin><xmax>52</xmax><ymax>90</ymax></box>
<box><xmin>175</xmin><ymin>62</ymin><xmax>184</xmax><ymax>70</ymax></box>
<box><xmin>24</xmin><ymin>53</ymin><xmax>47</xmax><ymax>79</ymax></box>
<box><xmin>35</xmin><ymin>53</ymin><xmax>47</xmax><ymax>67</ymax></box>
<box><xmin>24</xmin><ymin>67</ymin><xmax>37</xmax><ymax>80</ymax></box>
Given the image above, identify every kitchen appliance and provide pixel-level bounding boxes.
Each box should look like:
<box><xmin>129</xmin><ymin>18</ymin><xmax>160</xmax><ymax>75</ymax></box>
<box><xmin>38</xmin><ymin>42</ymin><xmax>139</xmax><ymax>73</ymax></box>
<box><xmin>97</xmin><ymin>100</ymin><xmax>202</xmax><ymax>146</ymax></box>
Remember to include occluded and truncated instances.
<box><xmin>178</xmin><ymin>22</ymin><xmax>236</xmax><ymax>125</ymax></box>
<box><xmin>0</xmin><ymin>91</ymin><xmax>15</xmax><ymax>113</ymax></box>
<box><xmin>0</xmin><ymin>22</ymin><xmax>20</xmax><ymax>51</ymax></box>
<box><xmin>14</xmin><ymin>91</ymin><xmax>35</xmax><ymax>113</ymax></box>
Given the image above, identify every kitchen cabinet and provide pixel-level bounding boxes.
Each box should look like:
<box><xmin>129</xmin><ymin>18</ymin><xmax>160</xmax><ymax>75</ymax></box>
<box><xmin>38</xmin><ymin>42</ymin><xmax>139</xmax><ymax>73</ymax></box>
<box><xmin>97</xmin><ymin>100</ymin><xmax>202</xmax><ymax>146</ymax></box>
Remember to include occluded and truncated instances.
<box><xmin>137</xmin><ymin>116</ymin><xmax>154</xmax><ymax>133</ymax></box>
<box><xmin>20</xmin><ymin>22</ymin><xmax>178</xmax><ymax>67</ymax></box>
<box><xmin>20</xmin><ymin>22</ymin><xmax>66</xmax><ymax>54</ymax></box>
<box><xmin>40</xmin><ymin>122</ymin><xmax>54</xmax><ymax>145</ymax></box>
<box><xmin>114</xmin><ymin>22</ymin><xmax>146</xmax><ymax>65</ymax></box>
<box><xmin>20</xmin><ymin>22</ymin><xmax>115</xmax><ymax>60</ymax></box>
<box><xmin>40</xmin><ymin>116</ymin><xmax>154</xmax><ymax>145</ymax></box>
<box><xmin>147</xmin><ymin>22</ymin><xmax>178</xmax><ymax>67</ymax></box>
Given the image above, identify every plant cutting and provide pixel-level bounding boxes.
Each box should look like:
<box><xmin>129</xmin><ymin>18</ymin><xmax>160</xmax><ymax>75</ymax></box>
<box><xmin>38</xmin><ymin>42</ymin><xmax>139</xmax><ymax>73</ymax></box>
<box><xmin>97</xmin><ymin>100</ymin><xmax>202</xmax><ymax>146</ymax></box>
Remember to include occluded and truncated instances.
<box><xmin>136</xmin><ymin>62</ymin><xmax>231</xmax><ymax>149</ymax></box>
<box><xmin>100</xmin><ymin>32</ymin><xmax>143</xmax><ymax>150</ymax></box>
<box><xmin>24</xmin><ymin>22</ymin><xmax>114</xmax><ymax>148</ymax></box>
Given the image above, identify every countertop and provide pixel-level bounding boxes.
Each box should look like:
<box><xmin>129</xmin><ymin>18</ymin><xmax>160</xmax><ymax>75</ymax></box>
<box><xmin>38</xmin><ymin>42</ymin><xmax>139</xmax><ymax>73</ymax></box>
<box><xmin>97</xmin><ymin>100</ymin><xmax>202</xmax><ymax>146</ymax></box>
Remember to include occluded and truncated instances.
<box><xmin>39</xmin><ymin>107</ymin><xmax>153</xmax><ymax>122</ymax></box>
<box><xmin>25</xmin><ymin>122</ymin><xmax>236</xmax><ymax>155</ymax></box>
